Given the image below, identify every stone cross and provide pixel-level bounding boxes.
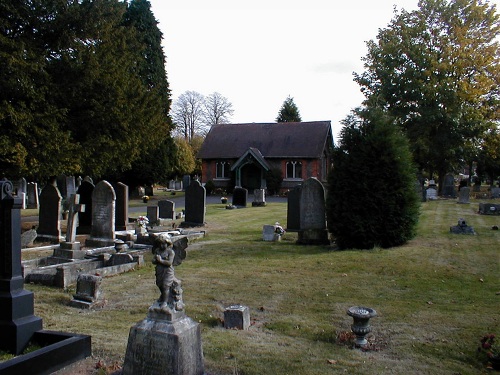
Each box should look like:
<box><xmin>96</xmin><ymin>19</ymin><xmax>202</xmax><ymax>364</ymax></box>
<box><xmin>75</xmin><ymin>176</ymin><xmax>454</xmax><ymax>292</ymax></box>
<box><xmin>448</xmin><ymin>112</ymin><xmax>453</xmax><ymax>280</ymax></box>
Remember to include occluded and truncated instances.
<box><xmin>65</xmin><ymin>194</ymin><xmax>85</xmax><ymax>243</ymax></box>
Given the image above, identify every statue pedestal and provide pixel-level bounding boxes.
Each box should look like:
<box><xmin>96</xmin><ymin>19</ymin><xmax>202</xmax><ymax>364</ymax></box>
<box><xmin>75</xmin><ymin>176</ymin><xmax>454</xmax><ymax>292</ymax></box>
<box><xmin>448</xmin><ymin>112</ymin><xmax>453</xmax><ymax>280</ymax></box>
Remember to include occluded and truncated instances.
<box><xmin>122</xmin><ymin>304</ymin><xmax>204</xmax><ymax>375</ymax></box>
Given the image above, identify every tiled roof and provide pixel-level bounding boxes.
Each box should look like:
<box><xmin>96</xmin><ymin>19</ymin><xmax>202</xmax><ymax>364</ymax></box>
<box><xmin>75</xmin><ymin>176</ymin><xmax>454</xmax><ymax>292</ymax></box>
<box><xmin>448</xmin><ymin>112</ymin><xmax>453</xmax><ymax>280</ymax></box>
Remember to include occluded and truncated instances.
<box><xmin>197</xmin><ymin>121</ymin><xmax>333</xmax><ymax>159</ymax></box>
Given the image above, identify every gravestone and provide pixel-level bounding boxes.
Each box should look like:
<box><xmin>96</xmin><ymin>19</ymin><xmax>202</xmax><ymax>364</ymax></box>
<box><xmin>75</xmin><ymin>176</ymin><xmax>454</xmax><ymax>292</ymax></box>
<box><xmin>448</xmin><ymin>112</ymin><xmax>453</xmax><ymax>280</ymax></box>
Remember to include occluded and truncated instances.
<box><xmin>286</xmin><ymin>184</ymin><xmax>302</xmax><ymax>232</ymax></box>
<box><xmin>37</xmin><ymin>182</ymin><xmax>62</xmax><ymax>242</ymax></box>
<box><xmin>115</xmin><ymin>182</ymin><xmax>129</xmax><ymax>231</ymax></box>
<box><xmin>147</xmin><ymin>206</ymin><xmax>160</xmax><ymax>225</ymax></box>
<box><xmin>458</xmin><ymin>187</ymin><xmax>470</xmax><ymax>204</ymax></box>
<box><xmin>159</xmin><ymin>200</ymin><xmax>175</xmax><ymax>220</ymax></box>
<box><xmin>224</xmin><ymin>305</ymin><xmax>250</xmax><ymax>330</ymax></box>
<box><xmin>183</xmin><ymin>175</ymin><xmax>191</xmax><ymax>190</ymax></box>
<box><xmin>0</xmin><ymin>180</ymin><xmax>43</xmax><ymax>354</ymax></box>
<box><xmin>491</xmin><ymin>187</ymin><xmax>500</xmax><ymax>199</ymax></box>
<box><xmin>26</xmin><ymin>182</ymin><xmax>39</xmax><ymax>209</ymax></box>
<box><xmin>426</xmin><ymin>187</ymin><xmax>437</xmax><ymax>201</ymax></box>
<box><xmin>252</xmin><ymin>188</ymin><xmax>266</xmax><ymax>207</ymax></box>
<box><xmin>144</xmin><ymin>185</ymin><xmax>154</xmax><ymax>197</ymax></box>
<box><xmin>168</xmin><ymin>180</ymin><xmax>175</xmax><ymax>190</ymax></box>
<box><xmin>175</xmin><ymin>180</ymin><xmax>183</xmax><ymax>191</ymax></box>
<box><xmin>21</xmin><ymin>227</ymin><xmax>37</xmax><ymax>248</ymax></box>
<box><xmin>183</xmin><ymin>180</ymin><xmax>206</xmax><ymax>226</ymax></box>
<box><xmin>86</xmin><ymin>180</ymin><xmax>116</xmax><ymax>247</ymax></box>
<box><xmin>442</xmin><ymin>173</ymin><xmax>456</xmax><ymax>198</ymax></box>
<box><xmin>478</xmin><ymin>203</ymin><xmax>500</xmax><ymax>215</ymax></box>
<box><xmin>76</xmin><ymin>175</ymin><xmax>83</xmax><ymax>188</ymax></box>
<box><xmin>450</xmin><ymin>218</ymin><xmax>476</xmax><ymax>235</ymax></box>
<box><xmin>232</xmin><ymin>187</ymin><xmax>248</xmax><ymax>207</ymax></box>
<box><xmin>263</xmin><ymin>225</ymin><xmax>277</xmax><ymax>241</ymax></box>
<box><xmin>297</xmin><ymin>178</ymin><xmax>329</xmax><ymax>245</ymax></box>
<box><xmin>18</xmin><ymin>177</ymin><xmax>27</xmax><ymax>195</ymax></box>
<box><xmin>76</xmin><ymin>179</ymin><xmax>94</xmax><ymax>234</ymax></box>
<box><xmin>57</xmin><ymin>194</ymin><xmax>86</xmax><ymax>257</ymax></box>
<box><xmin>69</xmin><ymin>274</ymin><xmax>103</xmax><ymax>309</ymax></box>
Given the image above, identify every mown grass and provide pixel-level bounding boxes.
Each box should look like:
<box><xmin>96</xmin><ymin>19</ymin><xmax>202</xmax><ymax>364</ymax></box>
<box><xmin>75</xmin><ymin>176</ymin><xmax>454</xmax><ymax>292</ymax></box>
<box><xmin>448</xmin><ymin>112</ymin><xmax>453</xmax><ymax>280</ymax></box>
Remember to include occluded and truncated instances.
<box><xmin>23</xmin><ymin>199</ymin><xmax>500</xmax><ymax>374</ymax></box>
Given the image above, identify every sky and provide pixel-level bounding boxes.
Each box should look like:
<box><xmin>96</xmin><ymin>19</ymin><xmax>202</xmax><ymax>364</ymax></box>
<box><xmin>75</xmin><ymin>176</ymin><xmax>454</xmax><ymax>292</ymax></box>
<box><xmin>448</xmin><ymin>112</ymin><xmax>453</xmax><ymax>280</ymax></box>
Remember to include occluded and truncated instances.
<box><xmin>148</xmin><ymin>0</ymin><xmax>499</xmax><ymax>141</ymax></box>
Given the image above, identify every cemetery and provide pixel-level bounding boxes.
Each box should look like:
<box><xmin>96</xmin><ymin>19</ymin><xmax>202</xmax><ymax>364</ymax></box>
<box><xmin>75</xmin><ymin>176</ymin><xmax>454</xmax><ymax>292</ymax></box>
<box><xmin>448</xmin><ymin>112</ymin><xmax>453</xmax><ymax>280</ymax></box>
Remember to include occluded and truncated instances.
<box><xmin>0</xmin><ymin>176</ymin><xmax>498</xmax><ymax>374</ymax></box>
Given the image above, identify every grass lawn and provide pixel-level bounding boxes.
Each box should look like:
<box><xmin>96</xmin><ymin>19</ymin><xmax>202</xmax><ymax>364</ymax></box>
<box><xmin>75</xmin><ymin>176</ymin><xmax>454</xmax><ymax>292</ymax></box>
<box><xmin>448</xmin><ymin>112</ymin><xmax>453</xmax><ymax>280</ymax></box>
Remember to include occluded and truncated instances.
<box><xmin>22</xmin><ymin>199</ymin><xmax>500</xmax><ymax>374</ymax></box>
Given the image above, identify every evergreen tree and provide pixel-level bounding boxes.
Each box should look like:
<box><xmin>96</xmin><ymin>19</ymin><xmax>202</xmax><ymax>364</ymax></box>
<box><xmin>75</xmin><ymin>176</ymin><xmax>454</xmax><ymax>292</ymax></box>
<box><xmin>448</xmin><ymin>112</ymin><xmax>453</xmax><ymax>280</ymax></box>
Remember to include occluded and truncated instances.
<box><xmin>276</xmin><ymin>96</ymin><xmax>302</xmax><ymax>122</ymax></box>
<box><xmin>326</xmin><ymin>108</ymin><xmax>420</xmax><ymax>249</ymax></box>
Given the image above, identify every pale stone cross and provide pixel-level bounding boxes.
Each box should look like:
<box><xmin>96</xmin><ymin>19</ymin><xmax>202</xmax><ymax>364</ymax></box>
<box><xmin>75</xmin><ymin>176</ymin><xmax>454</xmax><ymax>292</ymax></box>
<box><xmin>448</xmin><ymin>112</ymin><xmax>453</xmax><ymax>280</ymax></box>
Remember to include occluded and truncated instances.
<box><xmin>65</xmin><ymin>194</ymin><xmax>85</xmax><ymax>243</ymax></box>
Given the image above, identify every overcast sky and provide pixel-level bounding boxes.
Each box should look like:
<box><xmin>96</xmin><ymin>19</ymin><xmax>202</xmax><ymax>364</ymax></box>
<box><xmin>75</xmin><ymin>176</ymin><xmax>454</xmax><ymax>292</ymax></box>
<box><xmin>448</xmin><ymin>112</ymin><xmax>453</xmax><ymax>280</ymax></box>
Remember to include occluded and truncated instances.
<box><xmin>148</xmin><ymin>0</ymin><xmax>499</xmax><ymax>141</ymax></box>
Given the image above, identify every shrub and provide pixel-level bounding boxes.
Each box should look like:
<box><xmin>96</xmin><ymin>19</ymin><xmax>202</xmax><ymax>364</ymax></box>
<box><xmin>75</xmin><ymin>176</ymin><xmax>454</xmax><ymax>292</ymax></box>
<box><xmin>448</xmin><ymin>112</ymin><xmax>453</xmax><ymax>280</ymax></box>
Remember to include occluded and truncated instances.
<box><xmin>204</xmin><ymin>180</ymin><xmax>215</xmax><ymax>195</ymax></box>
<box><xmin>326</xmin><ymin>108</ymin><xmax>420</xmax><ymax>249</ymax></box>
<box><xmin>265</xmin><ymin>168</ymin><xmax>283</xmax><ymax>196</ymax></box>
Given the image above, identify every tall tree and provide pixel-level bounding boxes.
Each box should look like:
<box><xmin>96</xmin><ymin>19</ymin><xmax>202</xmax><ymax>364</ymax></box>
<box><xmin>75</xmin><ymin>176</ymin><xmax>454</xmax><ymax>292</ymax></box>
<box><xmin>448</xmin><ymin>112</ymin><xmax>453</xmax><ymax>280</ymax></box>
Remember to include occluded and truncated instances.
<box><xmin>203</xmin><ymin>92</ymin><xmax>234</xmax><ymax>126</ymax></box>
<box><xmin>326</xmin><ymin>108</ymin><xmax>420</xmax><ymax>249</ymax></box>
<box><xmin>171</xmin><ymin>91</ymin><xmax>207</xmax><ymax>140</ymax></box>
<box><xmin>276</xmin><ymin>96</ymin><xmax>302</xmax><ymax>122</ymax></box>
<box><xmin>354</xmin><ymin>0</ymin><xmax>500</xmax><ymax>192</ymax></box>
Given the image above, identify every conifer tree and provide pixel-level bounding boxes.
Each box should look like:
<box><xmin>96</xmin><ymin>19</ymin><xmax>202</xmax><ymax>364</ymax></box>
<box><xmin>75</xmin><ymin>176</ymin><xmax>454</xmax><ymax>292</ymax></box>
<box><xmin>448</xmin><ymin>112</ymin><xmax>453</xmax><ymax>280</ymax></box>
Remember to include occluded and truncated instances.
<box><xmin>276</xmin><ymin>96</ymin><xmax>302</xmax><ymax>122</ymax></box>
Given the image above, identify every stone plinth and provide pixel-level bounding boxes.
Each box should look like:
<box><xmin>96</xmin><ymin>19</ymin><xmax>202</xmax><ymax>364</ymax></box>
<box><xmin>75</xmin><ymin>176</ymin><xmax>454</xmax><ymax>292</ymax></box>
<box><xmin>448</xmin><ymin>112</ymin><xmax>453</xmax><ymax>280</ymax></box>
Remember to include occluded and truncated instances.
<box><xmin>123</xmin><ymin>310</ymin><xmax>204</xmax><ymax>375</ymax></box>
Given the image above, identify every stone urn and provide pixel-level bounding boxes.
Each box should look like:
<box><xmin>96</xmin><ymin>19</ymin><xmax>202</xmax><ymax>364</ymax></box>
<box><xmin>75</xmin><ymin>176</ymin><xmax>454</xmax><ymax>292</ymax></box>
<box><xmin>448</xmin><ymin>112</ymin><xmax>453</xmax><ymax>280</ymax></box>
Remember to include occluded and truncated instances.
<box><xmin>347</xmin><ymin>306</ymin><xmax>377</xmax><ymax>346</ymax></box>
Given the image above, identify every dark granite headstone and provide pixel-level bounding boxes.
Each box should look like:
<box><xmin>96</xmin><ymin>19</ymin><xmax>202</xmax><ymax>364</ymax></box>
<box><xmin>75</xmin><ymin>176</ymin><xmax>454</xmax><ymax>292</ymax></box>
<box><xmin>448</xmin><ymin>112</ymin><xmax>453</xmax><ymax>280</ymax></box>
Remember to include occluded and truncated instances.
<box><xmin>0</xmin><ymin>180</ymin><xmax>43</xmax><ymax>354</ymax></box>
<box><xmin>183</xmin><ymin>180</ymin><xmax>206</xmax><ymax>226</ymax></box>
<box><xmin>232</xmin><ymin>187</ymin><xmax>248</xmax><ymax>207</ymax></box>
<box><xmin>442</xmin><ymin>173</ymin><xmax>456</xmax><ymax>198</ymax></box>
<box><xmin>286</xmin><ymin>184</ymin><xmax>302</xmax><ymax>232</ymax></box>
<box><xmin>26</xmin><ymin>182</ymin><xmax>39</xmax><ymax>209</ymax></box>
<box><xmin>144</xmin><ymin>185</ymin><xmax>154</xmax><ymax>196</ymax></box>
<box><xmin>158</xmin><ymin>200</ymin><xmax>175</xmax><ymax>220</ymax></box>
<box><xmin>297</xmin><ymin>178</ymin><xmax>329</xmax><ymax>245</ymax></box>
<box><xmin>37</xmin><ymin>183</ymin><xmax>62</xmax><ymax>240</ymax></box>
<box><xmin>76</xmin><ymin>180</ymin><xmax>94</xmax><ymax>234</ymax></box>
<box><xmin>87</xmin><ymin>181</ymin><xmax>115</xmax><ymax>246</ymax></box>
<box><xmin>147</xmin><ymin>206</ymin><xmax>159</xmax><ymax>225</ymax></box>
<box><xmin>458</xmin><ymin>187</ymin><xmax>470</xmax><ymax>204</ymax></box>
<box><xmin>182</xmin><ymin>175</ymin><xmax>191</xmax><ymax>190</ymax></box>
<box><xmin>115</xmin><ymin>182</ymin><xmax>129</xmax><ymax>231</ymax></box>
<box><xmin>479</xmin><ymin>203</ymin><xmax>500</xmax><ymax>215</ymax></box>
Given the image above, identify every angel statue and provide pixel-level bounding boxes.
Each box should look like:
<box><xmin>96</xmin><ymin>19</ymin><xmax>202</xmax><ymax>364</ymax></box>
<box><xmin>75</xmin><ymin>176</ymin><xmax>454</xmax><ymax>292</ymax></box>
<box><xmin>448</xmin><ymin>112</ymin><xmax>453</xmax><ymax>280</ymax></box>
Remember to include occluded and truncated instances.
<box><xmin>150</xmin><ymin>234</ymin><xmax>188</xmax><ymax>315</ymax></box>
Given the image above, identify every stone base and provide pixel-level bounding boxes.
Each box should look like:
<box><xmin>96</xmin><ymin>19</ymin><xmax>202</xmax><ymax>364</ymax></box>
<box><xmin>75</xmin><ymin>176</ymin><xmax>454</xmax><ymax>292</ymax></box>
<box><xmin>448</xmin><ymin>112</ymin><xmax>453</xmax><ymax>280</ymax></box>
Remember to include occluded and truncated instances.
<box><xmin>85</xmin><ymin>237</ymin><xmax>116</xmax><ymax>248</ymax></box>
<box><xmin>59</xmin><ymin>241</ymin><xmax>82</xmax><ymax>251</ymax></box>
<box><xmin>68</xmin><ymin>298</ymin><xmax>104</xmax><ymax>309</ymax></box>
<box><xmin>251</xmin><ymin>202</ymin><xmax>266</xmax><ymax>207</ymax></box>
<box><xmin>54</xmin><ymin>246</ymin><xmax>86</xmax><ymax>259</ymax></box>
<box><xmin>297</xmin><ymin>229</ymin><xmax>330</xmax><ymax>245</ymax></box>
<box><xmin>122</xmin><ymin>314</ymin><xmax>204</xmax><ymax>375</ymax></box>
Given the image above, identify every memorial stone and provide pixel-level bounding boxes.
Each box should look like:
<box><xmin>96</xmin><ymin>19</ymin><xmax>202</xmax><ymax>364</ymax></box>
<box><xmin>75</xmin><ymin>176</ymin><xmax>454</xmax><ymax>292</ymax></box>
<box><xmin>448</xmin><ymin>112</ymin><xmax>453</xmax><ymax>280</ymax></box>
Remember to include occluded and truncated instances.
<box><xmin>144</xmin><ymin>185</ymin><xmax>154</xmax><ymax>197</ymax></box>
<box><xmin>297</xmin><ymin>178</ymin><xmax>329</xmax><ymax>245</ymax></box>
<box><xmin>286</xmin><ymin>184</ymin><xmax>302</xmax><ymax>231</ymax></box>
<box><xmin>147</xmin><ymin>205</ymin><xmax>160</xmax><ymax>225</ymax></box>
<box><xmin>0</xmin><ymin>180</ymin><xmax>43</xmax><ymax>354</ymax></box>
<box><xmin>491</xmin><ymin>187</ymin><xmax>500</xmax><ymax>199</ymax></box>
<box><xmin>183</xmin><ymin>175</ymin><xmax>191</xmax><ymax>190</ymax></box>
<box><xmin>232</xmin><ymin>187</ymin><xmax>248</xmax><ymax>207</ymax></box>
<box><xmin>479</xmin><ymin>203</ymin><xmax>500</xmax><ymax>215</ymax></box>
<box><xmin>26</xmin><ymin>182</ymin><xmax>39</xmax><ymax>209</ymax></box>
<box><xmin>183</xmin><ymin>180</ymin><xmax>206</xmax><ymax>226</ymax></box>
<box><xmin>76</xmin><ymin>179</ymin><xmax>94</xmax><ymax>234</ymax></box>
<box><xmin>224</xmin><ymin>305</ymin><xmax>250</xmax><ymax>330</ymax></box>
<box><xmin>442</xmin><ymin>173</ymin><xmax>456</xmax><ymax>198</ymax></box>
<box><xmin>159</xmin><ymin>200</ymin><xmax>175</xmax><ymax>220</ymax></box>
<box><xmin>37</xmin><ymin>182</ymin><xmax>62</xmax><ymax>241</ymax></box>
<box><xmin>69</xmin><ymin>274</ymin><xmax>103</xmax><ymax>309</ymax></box>
<box><xmin>458</xmin><ymin>187</ymin><xmax>470</xmax><ymax>204</ymax></box>
<box><xmin>252</xmin><ymin>188</ymin><xmax>266</xmax><ymax>206</ymax></box>
<box><xmin>58</xmin><ymin>194</ymin><xmax>86</xmax><ymax>256</ymax></box>
<box><xmin>115</xmin><ymin>182</ymin><xmax>129</xmax><ymax>231</ymax></box>
<box><xmin>426</xmin><ymin>187</ymin><xmax>437</xmax><ymax>201</ymax></box>
<box><xmin>86</xmin><ymin>180</ymin><xmax>116</xmax><ymax>247</ymax></box>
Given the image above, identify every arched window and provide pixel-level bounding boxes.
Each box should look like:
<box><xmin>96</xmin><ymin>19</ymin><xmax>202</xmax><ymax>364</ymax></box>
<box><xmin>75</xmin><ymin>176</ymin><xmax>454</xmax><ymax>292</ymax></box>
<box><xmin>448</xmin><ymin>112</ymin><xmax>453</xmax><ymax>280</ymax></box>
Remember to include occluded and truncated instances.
<box><xmin>286</xmin><ymin>161</ymin><xmax>302</xmax><ymax>179</ymax></box>
<box><xmin>216</xmin><ymin>161</ymin><xmax>230</xmax><ymax>179</ymax></box>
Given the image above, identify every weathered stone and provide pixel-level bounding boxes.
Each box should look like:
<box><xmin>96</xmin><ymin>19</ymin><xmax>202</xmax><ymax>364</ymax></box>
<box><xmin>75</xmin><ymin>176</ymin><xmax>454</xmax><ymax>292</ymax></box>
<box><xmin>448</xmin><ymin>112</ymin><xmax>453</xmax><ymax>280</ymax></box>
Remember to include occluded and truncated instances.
<box><xmin>37</xmin><ymin>182</ymin><xmax>62</xmax><ymax>241</ymax></box>
<box><xmin>224</xmin><ymin>305</ymin><xmax>250</xmax><ymax>330</ymax></box>
<box><xmin>183</xmin><ymin>180</ymin><xmax>206</xmax><ymax>226</ymax></box>
<box><xmin>297</xmin><ymin>178</ymin><xmax>329</xmax><ymax>245</ymax></box>
<box><xmin>232</xmin><ymin>187</ymin><xmax>248</xmax><ymax>207</ymax></box>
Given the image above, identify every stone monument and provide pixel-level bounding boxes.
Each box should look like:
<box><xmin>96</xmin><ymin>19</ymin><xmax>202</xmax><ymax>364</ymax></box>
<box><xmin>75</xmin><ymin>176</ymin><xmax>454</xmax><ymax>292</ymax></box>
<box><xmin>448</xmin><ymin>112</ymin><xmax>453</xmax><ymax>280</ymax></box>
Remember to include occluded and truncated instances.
<box><xmin>123</xmin><ymin>235</ymin><xmax>204</xmax><ymax>375</ymax></box>
<box><xmin>297</xmin><ymin>178</ymin><xmax>329</xmax><ymax>245</ymax></box>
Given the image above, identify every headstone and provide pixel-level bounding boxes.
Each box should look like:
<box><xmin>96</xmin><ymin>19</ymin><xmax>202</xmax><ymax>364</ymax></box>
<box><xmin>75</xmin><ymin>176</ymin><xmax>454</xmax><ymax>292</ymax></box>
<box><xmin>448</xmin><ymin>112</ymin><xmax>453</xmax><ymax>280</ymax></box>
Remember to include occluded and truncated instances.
<box><xmin>450</xmin><ymin>218</ymin><xmax>476</xmax><ymax>235</ymax></box>
<box><xmin>442</xmin><ymin>173</ymin><xmax>456</xmax><ymax>198</ymax></box>
<box><xmin>147</xmin><ymin>206</ymin><xmax>159</xmax><ymax>225</ymax></box>
<box><xmin>56</xmin><ymin>175</ymin><xmax>68</xmax><ymax>198</ymax></box>
<box><xmin>18</xmin><ymin>177</ymin><xmax>27</xmax><ymax>195</ymax></box>
<box><xmin>66</xmin><ymin>176</ymin><xmax>76</xmax><ymax>198</ymax></box>
<box><xmin>286</xmin><ymin>184</ymin><xmax>302</xmax><ymax>231</ymax></box>
<box><xmin>137</xmin><ymin>186</ymin><xmax>145</xmax><ymax>197</ymax></box>
<box><xmin>168</xmin><ymin>180</ymin><xmax>175</xmax><ymax>190</ymax></box>
<box><xmin>224</xmin><ymin>305</ymin><xmax>250</xmax><ymax>330</ymax></box>
<box><xmin>86</xmin><ymin>180</ymin><xmax>116</xmax><ymax>247</ymax></box>
<box><xmin>0</xmin><ymin>180</ymin><xmax>43</xmax><ymax>354</ymax></box>
<box><xmin>115</xmin><ymin>182</ymin><xmax>129</xmax><ymax>231</ymax></box>
<box><xmin>297</xmin><ymin>178</ymin><xmax>329</xmax><ymax>245</ymax></box>
<box><xmin>158</xmin><ymin>200</ymin><xmax>175</xmax><ymax>220</ymax></box>
<box><xmin>458</xmin><ymin>187</ymin><xmax>470</xmax><ymax>204</ymax></box>
<box><xmin>21</xmin><ymin>227</ymin><xmax>37</xmax><ymax>248</ymax></box>
<box><xmin>122</xmin><ymin>235</ymin><xmax>204</xmax><ymax>375</ymax></box>
<box><xmin>58</xmin><ymin>194</ymin><xmax>86</xmax><ymax>256</ymax></box>
<box><xmin>37</xmin><ymin>182</ymin><xmax>62</xmax><ymax>241</ymax></box>
<box><xmin>175</xmin><ymin>180</ymin><xmax>183</xmax><ymax>191</ymax></box>
<box><xmin>252</xmin><ymin>188</ymin><xmax>266</xmax><ymax>207</ymax></box>
<box><xmin>144</xmin><ymin>185</ymin><xmax>154</xmax><ymax>197</ymax></box>
<box><xmin>426</xmin><ymin>187</ymin><xmax>437</xmax><ymax>201</ymax></box>
<box><xmin>232</xmin><ymin>187</ymin><xmax>248</xmax><ymax>207</ymax></box>
<box><xmin>491</xmin><ymin>187</ymin><xmax>500</xmax><ymax>199</ymax></box>
<box><xmin>26</xmin><ymin>182</ymin><xmax>39</xmax><ymax>209</ymax></box>
<box><xmin>108</xmin><ymin>253</ymin><xmax>134</xmax><ymax>266</ymax></box>
<box><xmin>69</xmin><ymin>274</ymin><xmax>103</xmax><ymax>309</ymax></box>
<box><xmin>183</xmin><ymin>180</ymin><xmax>206</xmax><ymax>226</ymax></box>
<box><xmin>18</xmin><ymin>192</ymin><xmax>26</xmax><ymax>209</ymax></box>
<box><xmin>76</xmin><ymin>175</ymin><xmax>83</xmax><ymax>188</ymax></box>
<box><xmin>182</xmin><ymin>175</ymin><xmax>191</xmax><ymax>190</ymax></box>
<box><xmin>478</xmin><ymin>203</ymin><xmax>500</xmax><ymax>215</ymax></box>
<box><xmin>262</xmin><ymin>225</ymin><xmax>277</xmax><ymax>241</ymax></box>
<box><xmin>76</xmin><ymin>179</ymin><xmax>94</xmax><ymax>234</ymax></box>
